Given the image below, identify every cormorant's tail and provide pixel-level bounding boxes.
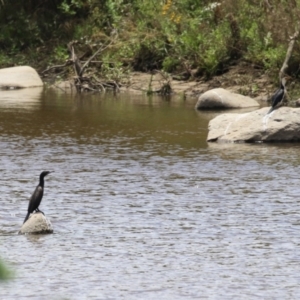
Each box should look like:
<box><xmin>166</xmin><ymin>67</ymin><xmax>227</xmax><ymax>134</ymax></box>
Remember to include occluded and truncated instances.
<box><xmin>23</xmin><ymin>212</ymin><xmax>30</xmax><ymax>224</ymax></box>
<box><xmin>267</xmin><ymin>106</ymin><xmax>274</xmax><ymax>115</ymax></box>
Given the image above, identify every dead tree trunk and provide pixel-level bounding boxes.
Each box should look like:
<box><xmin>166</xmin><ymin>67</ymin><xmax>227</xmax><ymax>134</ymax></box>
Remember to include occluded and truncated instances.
<box><xmin>279</xmin><ymin>26</ymin><xmax>299</xmax><ymax>81</ymax></box>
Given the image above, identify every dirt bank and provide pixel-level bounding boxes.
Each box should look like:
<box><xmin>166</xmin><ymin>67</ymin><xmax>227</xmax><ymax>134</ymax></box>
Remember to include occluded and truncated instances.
<box><xmin>125</xmin><ymin>64</ymin><xmax>273</xmax><ymax>102</ymax></box>
<box><xmin>49</xmin><ymin>62</ymin><xmax>285</xmax><ymax>104</ymax></box>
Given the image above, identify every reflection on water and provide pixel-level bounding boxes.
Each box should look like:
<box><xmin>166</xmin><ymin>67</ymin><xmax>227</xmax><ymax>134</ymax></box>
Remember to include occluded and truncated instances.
<box><xmin>0</xmin><ymin>87</ymin><xmax>43</xmax><ymax>110</ymax></box>
<box><xmin>1</xmin><ymin>90</ymin><xmax>300</xmax><ymax>299</ymax></box>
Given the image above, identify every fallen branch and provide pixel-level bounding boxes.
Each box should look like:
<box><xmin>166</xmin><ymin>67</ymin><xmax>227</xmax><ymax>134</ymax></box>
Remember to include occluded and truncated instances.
<box><xmin>68</xmin><ymin>41</ymin><xmax>82</xmax><ymax>78</ymax></box>
<box><xmin>42</xmin><ymin>38</ymin><xmax>122</xmax><ymax>93</ymax></box>
<box><xmin>79</xmin><ymin>40</ymin><xmax>114</xmax><ymax>77</ymax></box>
<box><xmin>41</xmin><ymin>60</ymin><xmax>73</xmax><ymax>74</ymax></box>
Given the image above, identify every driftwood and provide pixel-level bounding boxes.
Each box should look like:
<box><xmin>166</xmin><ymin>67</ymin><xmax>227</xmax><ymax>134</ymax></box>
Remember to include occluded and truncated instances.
<box><xmin>42</xmin><ymin>40</ymin><xmax>120</xmax><ymax>93</ymax></box>
<box><xmin>41</xmin><ymin>61</ymin><xmax>73</xmax><ymax>75</ymax></box>
<box><xmin>67</xmin><ymin>41</ymin><xmax>120</xmax><ymax>92</ymax></box>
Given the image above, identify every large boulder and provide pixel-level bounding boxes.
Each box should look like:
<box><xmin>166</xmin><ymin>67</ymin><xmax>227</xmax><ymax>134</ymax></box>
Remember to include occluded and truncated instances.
<box><xmin>0</xmin><ymin>66</ymin><xmax>43</xmax><ymax>89</ymax></box>
<box><xmin>207</xmin><ymin>107</ymin><xmax>300</xmax><ymax>143</ymax></box>
<box><xmin>195</xmin><ymin>88</ymin><xmax>259</xmax><ymax>109</ymax></box>
<box><xmin>19</xmin><ymin>212</ymin><xmax>53</xmax><ymax>234</ymax></box>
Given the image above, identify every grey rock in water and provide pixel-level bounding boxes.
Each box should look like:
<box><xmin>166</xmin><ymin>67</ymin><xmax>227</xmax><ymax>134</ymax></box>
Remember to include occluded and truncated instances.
<box><xmin>19</xmin><ymin>212</ymin><xmax>53</xmax><ymax>234</ymax></box>
<box><xmin>207</xmin><ymin>107</ymin><xmax>300</xmax><ymax>143</ymax></box>
<box><xmin>195</xmin><ymin>88</ymin><xmax>259</xmax><ymax>109</ymax></box>
<box><xmin>0</xmin><ymin>66</ymin><xmax>43</xmax><ymax>89</ymax></box>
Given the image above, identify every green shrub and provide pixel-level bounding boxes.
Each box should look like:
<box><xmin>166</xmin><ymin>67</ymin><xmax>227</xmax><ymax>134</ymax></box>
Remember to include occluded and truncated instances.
<box><xmin>0</xmin><ymin>0</ymin><xmax>300</xmax><ymax>77</ymax></box>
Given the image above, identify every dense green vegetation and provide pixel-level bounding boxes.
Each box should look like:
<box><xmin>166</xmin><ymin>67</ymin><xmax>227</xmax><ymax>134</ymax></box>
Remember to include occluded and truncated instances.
<box><xmin>0</xmin><ymin>0</ymin><xmax>300</xmax><ymax>79</ymax></box>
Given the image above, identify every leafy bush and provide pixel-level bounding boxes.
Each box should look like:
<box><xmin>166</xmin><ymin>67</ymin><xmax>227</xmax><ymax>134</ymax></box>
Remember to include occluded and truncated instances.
<box><xmin>0</xmin><ymin>0</ymin><xmax>300</xmax><ymax>77</ymax></box>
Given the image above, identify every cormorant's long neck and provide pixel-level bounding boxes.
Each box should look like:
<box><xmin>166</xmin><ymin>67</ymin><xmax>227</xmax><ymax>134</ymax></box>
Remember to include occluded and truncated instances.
<box><xmin>39</xmin><ymin>176</ymin><xmax>45</xmax><ymax>188</ymax></box>
<box><xmin>281</xmin><ymin>79</ymin><xmax>286</xmax><ymax>90</ymax></box>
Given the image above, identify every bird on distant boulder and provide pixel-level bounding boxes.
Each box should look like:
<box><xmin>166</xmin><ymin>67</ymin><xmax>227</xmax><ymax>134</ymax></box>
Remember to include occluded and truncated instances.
<box><xmin>23</xmin><ymin>171</ymin><xmax>53</xmax><ymax>224</ymax></box>
<box><xmin>267</xmin><ymin>77</ymin><xmax>286</xmax><ymax>114</ymax></box>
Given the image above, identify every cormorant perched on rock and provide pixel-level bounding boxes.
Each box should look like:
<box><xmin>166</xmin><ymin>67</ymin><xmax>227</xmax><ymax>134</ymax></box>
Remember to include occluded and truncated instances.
<box><xmin>23</xmin><ymin>171</ymin><xmax>53</xmax><ymax>224</ymax></box>
<box><xmin>267</xmin><ymin>77</ymin><xmax>286</xmax><ymax>114</ymax></box>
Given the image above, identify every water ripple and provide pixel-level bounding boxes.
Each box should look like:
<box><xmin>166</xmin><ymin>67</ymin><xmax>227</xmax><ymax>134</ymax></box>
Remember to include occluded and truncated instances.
<box><xmin>1</xmin><ymin>93</ymin><xmax>300</xmax><ymax>299</ymax></box>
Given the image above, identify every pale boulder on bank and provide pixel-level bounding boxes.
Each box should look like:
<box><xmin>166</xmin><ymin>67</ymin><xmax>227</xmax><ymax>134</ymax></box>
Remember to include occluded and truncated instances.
<box><xmin>195</xmin><ymin>88</ymin><xmax>259</xmax><ymax>109</ymax></box>
<box><xmin>207</xmin><ymin>107</ymin><xmax>300</xmax><ymax>143</ymax></box>
<box><xmin>19</xmin><ymin>213</ymin><xmax>53</xmax><ymax>234</ymax></box>
<box><xmin>0</xmin><ymin>66</ymin><xmax>43</xmax><ymax>89</ymax></box>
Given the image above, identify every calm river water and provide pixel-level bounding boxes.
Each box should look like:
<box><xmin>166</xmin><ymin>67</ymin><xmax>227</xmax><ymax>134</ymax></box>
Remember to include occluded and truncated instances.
<box><xmin>1</xmin><ymin>88</ymin><xmax>300</xmax><ymax>299</ymax></box>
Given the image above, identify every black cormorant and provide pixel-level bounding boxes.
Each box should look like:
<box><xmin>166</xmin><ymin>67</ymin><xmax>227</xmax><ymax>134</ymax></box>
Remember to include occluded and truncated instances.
<box><xmin>23</xmin><ymin>171</ymin><xmax>53</xmax><ymax>224</ymax></box>
<box><xmin>267</xmin><ymin>77</ymin><xmax>286</xmax><ymax>114</ymax></box>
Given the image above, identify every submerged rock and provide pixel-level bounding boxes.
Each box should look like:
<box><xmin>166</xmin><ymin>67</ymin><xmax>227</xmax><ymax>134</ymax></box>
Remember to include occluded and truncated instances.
<box><xmin>0</xmin><ymin>66</ymin><xmax>43</xmax><ymax>89</ymax></box>
<box><xmin>195</xmin><ymin>88</ymin><xmax>259</xmax><ymax>109</ymax></box>
<box><xmin>207</xmin><ymin>107</ymin><xmax>300</xmax><ymax>143</ymax></box>
<box><xmin>19</xmin><ymin>212</ymin><xmax>53</xmax><ymax>234</ymax></box>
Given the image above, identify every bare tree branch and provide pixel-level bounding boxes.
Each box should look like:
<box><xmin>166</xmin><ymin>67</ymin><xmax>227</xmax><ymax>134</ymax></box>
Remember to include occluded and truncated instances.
<box><xmin>41</xmin><ymin>61</ymin><xmax>73</xmax><ymax>74</ymax></box>
<box><xmin>79</xmin><ymin>40</ymin><xmax>115</xmax><ymax>77</ymax></box>
<box><xmin>279</xmin><ymin>25</ymin><xmax>300</xmax><ymax>81</ymax></box>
